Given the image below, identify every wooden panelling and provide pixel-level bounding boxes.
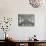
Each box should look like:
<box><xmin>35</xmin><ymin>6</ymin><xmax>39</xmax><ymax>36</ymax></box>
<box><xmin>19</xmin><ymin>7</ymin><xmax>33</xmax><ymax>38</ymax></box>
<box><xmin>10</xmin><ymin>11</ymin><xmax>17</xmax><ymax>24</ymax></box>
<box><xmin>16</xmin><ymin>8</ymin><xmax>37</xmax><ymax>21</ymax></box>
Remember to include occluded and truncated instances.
<box><xmin>38</xmin><ymin>43</ymin><xmax>46</xmax><ymax>46</ymax></box>
<box><xmin>16</xmin><ymin>43</ymin><xmax>20</xmax><ymax>46</ymax></box>
<box><xmin>24</xmin><ymin>43</ymin><xmax>28</xmax><ymax>46</ymax></box>
<box><xmin>38</xmin><ymin>43</ymin><xmax>43</xmax><ymax>46</ymax></box>
<box><xmin>43</xmin><ymin>43</ymin><xmax>46</xmax><ymax>46</ymax></box>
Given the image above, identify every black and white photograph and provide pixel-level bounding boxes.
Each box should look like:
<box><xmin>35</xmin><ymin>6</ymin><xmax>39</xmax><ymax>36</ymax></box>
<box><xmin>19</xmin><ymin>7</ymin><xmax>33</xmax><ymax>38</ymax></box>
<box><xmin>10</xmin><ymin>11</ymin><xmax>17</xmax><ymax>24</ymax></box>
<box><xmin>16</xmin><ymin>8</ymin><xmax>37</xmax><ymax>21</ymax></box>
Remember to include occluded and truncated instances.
<box><xmin>29</xmin><ymin>0</ymin><xmax>43</xmax><ymax>8</ymax></box>
<box><xmin>18</xmin><ymin>14</ymin><xmax>35</xmax><ymax>26</ymax></box>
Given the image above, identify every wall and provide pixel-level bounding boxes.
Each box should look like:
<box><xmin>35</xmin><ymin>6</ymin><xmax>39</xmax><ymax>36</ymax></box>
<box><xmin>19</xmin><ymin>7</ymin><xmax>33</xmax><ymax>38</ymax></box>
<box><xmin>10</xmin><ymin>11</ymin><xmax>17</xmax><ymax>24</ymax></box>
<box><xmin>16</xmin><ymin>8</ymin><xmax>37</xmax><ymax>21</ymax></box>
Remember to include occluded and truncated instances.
<box><xmin>0</xmin><ymin>0</ymin><xmax>46</xmax><ymax>40</ymax></box>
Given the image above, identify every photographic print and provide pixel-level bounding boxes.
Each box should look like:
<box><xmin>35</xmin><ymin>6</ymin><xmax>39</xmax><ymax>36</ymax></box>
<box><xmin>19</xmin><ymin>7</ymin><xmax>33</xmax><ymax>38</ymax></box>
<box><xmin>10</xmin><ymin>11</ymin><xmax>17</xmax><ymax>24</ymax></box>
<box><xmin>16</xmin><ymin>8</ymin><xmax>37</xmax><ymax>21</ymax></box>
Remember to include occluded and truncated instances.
<box><xmin>29</xmin><ymin>0</ymin><xmax>43</xmax><ymax>8</ymax></box>
<box><xmin>18</xmin><ymin>14</ymin><xmax>35</xmax><ymax>26</ymax></box>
